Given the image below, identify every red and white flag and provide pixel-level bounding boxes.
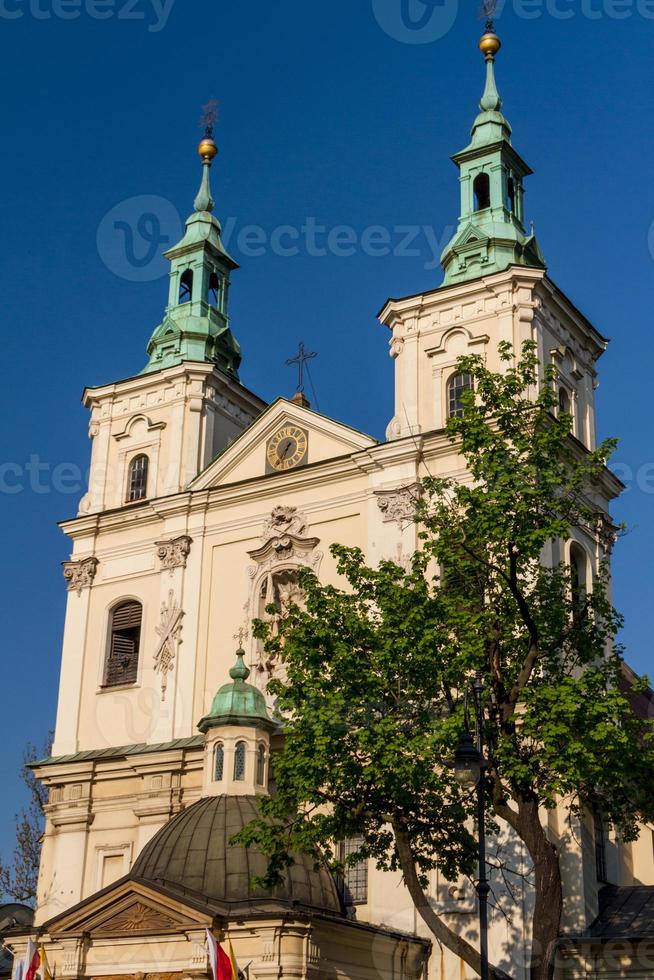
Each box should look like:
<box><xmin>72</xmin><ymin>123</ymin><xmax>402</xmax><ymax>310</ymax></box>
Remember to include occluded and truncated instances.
<box><xmin>206</xmin><ymin>930</ymin><xmax>239</xmax><ymax>980</ymax></box>
<box><xmin>23</xmin><ymin>942</ymin><xmax>40</xmax><ymax>980</ymax></box>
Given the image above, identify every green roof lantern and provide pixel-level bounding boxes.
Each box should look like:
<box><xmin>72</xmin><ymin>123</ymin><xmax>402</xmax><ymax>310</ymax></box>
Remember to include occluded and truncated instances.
<box><xmin>141</xmin><ymin>123</ymin><xmax>242</xmax><ymax>377</ymax></box>
<box><xmin>198</xmin><ymin>649</ymin><xmax>275</xmax><ymax>734</ymax></box>
<box><xmin>440</xmin><ymin>31</ymin><xmax>546</xmax><ymax>287</ymax></box>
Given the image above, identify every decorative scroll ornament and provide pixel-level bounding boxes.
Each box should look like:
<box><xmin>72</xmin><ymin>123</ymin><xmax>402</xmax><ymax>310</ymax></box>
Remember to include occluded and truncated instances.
<box><xmin>375</xmin><ymin>483</ymin><xmax>423</xmax><ymax>527</ymax></box>
<box><xmin>247</xmin><ymin>506</ymin><xmax>322</xmax><ymax>691</ymax></box>
<box><xmin>249</xmin><ymin>506</ymin><xmax>321</xmax><ymax>568</ymax></box>
<box><xmin>62</xmin><ymin>557</ymin><xmax>99</xmax><ymax>596</ymax></box>
<box><xmin>156</xmin><ymin>535</ymin><xmax>192</xmax><ymax>574</ymax></box>
<box><xmin>154</xmin><ymin>590</ymin><xmax>184</xmax><ymax>701</ymax></box>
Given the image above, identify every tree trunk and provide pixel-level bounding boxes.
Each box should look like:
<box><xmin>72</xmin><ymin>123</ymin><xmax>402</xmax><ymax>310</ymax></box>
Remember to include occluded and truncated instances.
<box><xmin>514</xmin><ymin>798</ymin><xmax>563</xmax><ymax>980</ymax></box>
<box><xmin>392</xmin><ymin>821</ymin><xmax>513</xmax><ymax>980</ymax></box>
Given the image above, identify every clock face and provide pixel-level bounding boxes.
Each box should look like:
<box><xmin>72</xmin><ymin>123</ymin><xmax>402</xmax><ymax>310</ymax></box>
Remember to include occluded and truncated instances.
<box><xmin>266</xmin><ymin>426</ymin><xmax>309</xmax><ymax>473</ymax></box>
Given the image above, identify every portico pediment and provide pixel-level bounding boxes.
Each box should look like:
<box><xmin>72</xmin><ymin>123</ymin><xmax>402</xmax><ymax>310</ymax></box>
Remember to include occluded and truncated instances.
<box><xmin>43</xmin><ymin>877</ymin><xmax>213</xmax><ymax>938</ymax></box>
<box><xmin>190</xmin><ymin>397</ymin><xmax>376</xmax><ymax>490</ymax></box>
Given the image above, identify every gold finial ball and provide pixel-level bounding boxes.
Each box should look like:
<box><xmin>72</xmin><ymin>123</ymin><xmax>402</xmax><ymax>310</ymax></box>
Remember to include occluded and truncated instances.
<box><xmin>479</xmin><ymin>32</ymin><xmax>501</xmax><ymax>58</ymax></box>
<box><xmin>198</xmin><ymin>137</ymin><xmax>218</xmax><ymax>161</ymax></box>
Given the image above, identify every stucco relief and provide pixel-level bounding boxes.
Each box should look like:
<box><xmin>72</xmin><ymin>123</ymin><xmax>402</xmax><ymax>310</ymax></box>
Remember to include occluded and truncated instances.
<box><xmin>375</xmin><ymin>484</ymin><xmax>422</xmax><ymax>527</ymax></box>
<box><xmin>154</xmin><ymin>591</ymin><xmax>184</xmax><ymax>702</ymax></box>
<box><xmin>246</xmin><ymin>506</ymin><xmax>322</xmax><ymax>692</ymax></box>
<box><xmin>156</xmin><ymin>535</ymin><xmax>192</xmax><ymax>574</ymax></box>
<box><xmin>62</xmin><ymin>557</ymin><xmax>99</xmax><ymax>596</ymax></box>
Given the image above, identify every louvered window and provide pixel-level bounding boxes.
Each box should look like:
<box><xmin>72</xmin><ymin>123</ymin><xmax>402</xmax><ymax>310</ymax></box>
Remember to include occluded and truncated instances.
<box><xmin>126</xmin><ymin>454</ymin><xmax>149</xmax><ymax>503</ymax></box>
<box><xmin>104</xmin><ymin>601</ymin><xmax>142</xmax><ymax>687</ymax></box>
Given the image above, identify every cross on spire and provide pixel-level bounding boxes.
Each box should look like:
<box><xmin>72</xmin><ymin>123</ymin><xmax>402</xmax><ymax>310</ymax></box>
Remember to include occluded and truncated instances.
<box><xmin>286</xmin><ymin>342</ymin><xmax>317</xmax><ymax>393</ymax></box>
<box><xmin>233</xmin><ymin>626</ymin><xmax>248</xmax><ymax>649</ymax></box>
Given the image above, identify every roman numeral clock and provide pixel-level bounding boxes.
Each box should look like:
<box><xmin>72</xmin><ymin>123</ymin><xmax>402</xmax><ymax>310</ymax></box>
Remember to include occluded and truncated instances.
<box><xmin>265</xmin><ymin>425</ymin><xmax>309</xmax><ymax>474</ymax></box>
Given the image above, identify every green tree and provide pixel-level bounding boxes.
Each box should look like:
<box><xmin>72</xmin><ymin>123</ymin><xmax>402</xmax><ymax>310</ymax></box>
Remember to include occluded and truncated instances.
<box><xmin>0</xmin><ymin>736</ymin><xmax>51</xmax><ymax>905</ymax></box>
<box><xmin>235</xmin><ymin>343</ymin><xmax>654</xmax><ymax>980</ymax></box>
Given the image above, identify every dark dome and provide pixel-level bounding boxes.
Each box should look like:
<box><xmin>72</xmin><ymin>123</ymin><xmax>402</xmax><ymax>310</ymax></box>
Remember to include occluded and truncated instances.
<box><xmin>131</xmin><ymin>795</ymin><xmax>343</xmax><ymax>916</ymax></box>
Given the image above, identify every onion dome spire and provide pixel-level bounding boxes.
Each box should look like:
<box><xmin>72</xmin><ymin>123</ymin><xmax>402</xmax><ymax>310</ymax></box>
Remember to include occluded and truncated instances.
<box><xmin>479</xmin><ymin>32</ymin><xmax>502</xmax><ymax>112</ymax></box>
<box><xmin>194</xmin><ymin>131</ymin><xmax>217</xmax><ymax>214</ymax></box>
<box><xmin>141</xmin><ymin>103</ymin><xmax>242</xmax><ymax>378</ymax></box>
<box><xmin>439</xmin><ymin>30</ymin><xmax>546</xmax><ymax>286</ymax></box>
<box><xmin>198</xmin><ymin>646</ymin><xmax>274</xmax><ymax>733</ymax></box>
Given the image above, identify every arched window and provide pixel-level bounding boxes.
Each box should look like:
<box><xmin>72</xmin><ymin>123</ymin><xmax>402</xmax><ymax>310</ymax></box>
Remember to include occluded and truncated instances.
<box><xmin>214</xmin><ymin>743</ymin><xmax>224</xmax><ymax>782</ymax></box>
<box><xmin>178</xmin><ymin>269</ymin><xmax>193</xmax><ymax>304</ymax></box>
<box><xmin>256</xmin><ymin>744</ymin><xmax>266</xmax><ymax>786</ymax></box>
<box><xmin>447</xmin><ymin>373</ymin><xmax>473</xmax><ymax>420</ymax></box>
<box><xmin>506</xmin><ymin>177</ymin><xmax>516</xmax><ymax>214</ymax></box>
<box><xmin>208</xmin><ymin>271</ymin><xmax>222</xmax><ymax>309</ymax></box>
<box><xmin>594</xmin><ymin>809</ymin><xmax>608</xmax><ymax>883</ymax></box>
<box><xmin>559</xmin><ymin>387</ymin><xmax>571</xmax><ymax>416</ymax></box>
<box><xmin>234</xmin><ymin>741</ymin><xmax>246</xmax><ymax>781</ymax></box>
<box><xmin>570</xmin><ymin>544</ymin><xmax>588</xmax><ymax>617</ymax></box>
<box><xmin>473</xmin><ymin>172</ymin><xmax>490</xmax><ymax>211</ymax></box>
<box><xmin>104</xmin><ymin>601</ymin><xmax>142</xmax><ymax>687</ymax></box>
<box><xmin>126</xmin><ymin>454</ymin><xmax>149</xmax><ymax>503</ymax></box>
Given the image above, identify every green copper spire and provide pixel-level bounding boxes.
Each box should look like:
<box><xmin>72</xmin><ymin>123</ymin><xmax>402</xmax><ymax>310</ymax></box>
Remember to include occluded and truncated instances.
<box><xmin>198</xmin><ymin>648</ymin><xmax>275</xmax><ymax>733</ymax></box>
<box><xmin>193</xmin><ymin>149</ymin><xmax>215</xmax><ymax>214</ymax></box>
<box><xmin>440</xmin><ymin>32</ymin><xmax>545</xmax><ymax>287</ymax></box>
<box><xmin>141</xmin><ymin>131</ymin><xmax>242</xmax><ymax>377</ymax></box>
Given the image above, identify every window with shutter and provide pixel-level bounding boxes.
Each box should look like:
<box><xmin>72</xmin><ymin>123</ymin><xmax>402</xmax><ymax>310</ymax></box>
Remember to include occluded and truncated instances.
<box><xmin>103</xmin><ymin>601</ymin><xmax>142</xmax><ymax>687</ymax></box>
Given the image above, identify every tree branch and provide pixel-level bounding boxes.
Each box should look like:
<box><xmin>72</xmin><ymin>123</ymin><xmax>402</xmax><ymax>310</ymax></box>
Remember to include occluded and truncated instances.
<box><xmin>391</xmin><ymin>819</ymin><xmax>513</xmax><ymax>980</ymax></box>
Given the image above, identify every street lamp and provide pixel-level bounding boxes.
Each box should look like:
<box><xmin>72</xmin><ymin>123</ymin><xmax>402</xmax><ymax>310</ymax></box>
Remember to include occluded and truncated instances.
<box><xmin>454</xmin><ymin>671</ymin><xmax>490</xmax><ymax>980</ymax></box>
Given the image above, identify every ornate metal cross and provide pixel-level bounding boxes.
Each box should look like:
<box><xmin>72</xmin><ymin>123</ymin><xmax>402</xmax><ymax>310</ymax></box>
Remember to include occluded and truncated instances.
<box><xmin>286</xmin><ymin>342</ymin><xmax>317</xmax><ymax>393</ymax></box>
<box><xmin>234</xmin><ymin>626</ymin><xmax>249</xmax><ymax>648</ymax></box>
<box><xmin>200</xmin><ymin>99</ymin><xmax>219</xmax><ymax>138</ymax></box>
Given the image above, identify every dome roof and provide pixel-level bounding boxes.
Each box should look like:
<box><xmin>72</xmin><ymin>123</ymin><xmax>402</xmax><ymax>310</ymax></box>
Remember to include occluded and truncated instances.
<box><xmin>198</xmin><ymin>653</ymin><xmax>273</xmax><ymax>733</ymax></box>
<box><xmin>131</xmin><ymin>795</ymin><xmax>343</xmax><ymax>916</ymax></box>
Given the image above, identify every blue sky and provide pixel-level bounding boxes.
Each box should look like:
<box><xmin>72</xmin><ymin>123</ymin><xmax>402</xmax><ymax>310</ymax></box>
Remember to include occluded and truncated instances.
<box><xmin>0</xmin><ymin>0</ymin><xmax>652</xmax><ymax>860</ymax></box>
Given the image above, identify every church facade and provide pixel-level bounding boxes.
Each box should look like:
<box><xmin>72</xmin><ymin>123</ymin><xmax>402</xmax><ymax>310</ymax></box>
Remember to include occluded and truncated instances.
<box><xmin>7</xmin><ymin>29</ymin><xmax>654</xmax><ymax>980</ymax></box>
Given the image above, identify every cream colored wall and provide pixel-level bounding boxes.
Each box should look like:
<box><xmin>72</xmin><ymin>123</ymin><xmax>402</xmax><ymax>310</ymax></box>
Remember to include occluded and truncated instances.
<box><xmin>81</xmin><ymin>362</ymin><xmax>264</xmax><ymax>515</ymax></box>
<box><xmin>381</xmin><ymin>267</ymin><xmax>604</xmax><ymax>453</ymax></box>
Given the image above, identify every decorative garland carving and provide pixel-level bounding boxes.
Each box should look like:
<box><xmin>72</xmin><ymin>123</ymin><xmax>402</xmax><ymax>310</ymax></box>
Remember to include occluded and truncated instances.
<box><xmin>154</xmin><ymin>591</ymin><xmax>184</xmax><ymax>702</ymax></box>
<box><xmin>156</xmin><ymin>535</ymin><xmax>192</xmax><ymax>574</ymax></box>
<box><xmin>62</xmin><ymin>557</ymin><xmax>99</xmax><ymax>595</ymax></box>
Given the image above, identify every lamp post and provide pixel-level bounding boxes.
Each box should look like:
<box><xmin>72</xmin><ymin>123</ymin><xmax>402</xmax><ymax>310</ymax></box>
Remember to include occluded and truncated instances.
<box><xmin>453</xmin><ymin>670</ymin><xmax>489</xmax><ymax>980</ymax></box>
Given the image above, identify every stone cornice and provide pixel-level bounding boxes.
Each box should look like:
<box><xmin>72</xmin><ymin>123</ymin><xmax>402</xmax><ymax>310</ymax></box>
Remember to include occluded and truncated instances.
<box><xmin>82</xmin><ymin>361</ymin><xmax>266</xmax><ymax>416</ymax></box>
<box><xmin>58</xmin><ymin>422</ymin><xmax>622</xmax><ymax>544</ymax></box>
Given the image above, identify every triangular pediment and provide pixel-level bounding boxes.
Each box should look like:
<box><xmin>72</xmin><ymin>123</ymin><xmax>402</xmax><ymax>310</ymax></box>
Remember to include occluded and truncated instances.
<box><xmin>453</xmin><ymin>222</ymin><xmax>489</xmax><ymax>248</ymax></box>
<box><xmin>44</xmin><ymin>877</ymin><xmax>214</xmax><ymax>938</ymax></box>
<box><xmin>191</xmin><ymin>398</ymin><xmax>377</xmax><ymax>490</ymax></box>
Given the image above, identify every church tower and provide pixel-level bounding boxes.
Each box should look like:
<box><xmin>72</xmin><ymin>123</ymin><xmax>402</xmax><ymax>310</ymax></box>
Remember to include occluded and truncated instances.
<box><xmin>79</xmin><ymin>129</ymin><xmax>265</xmax><ymax>515</ymax></box>
<box><xmin>381</xmin><ymin>30</ymin><xmax>607</xmax><ymax>461</ymax></box>
<box><xmin>439</xmin><ymin>32</ymin><xmax>545</xmax><ymax>286</ymax></box>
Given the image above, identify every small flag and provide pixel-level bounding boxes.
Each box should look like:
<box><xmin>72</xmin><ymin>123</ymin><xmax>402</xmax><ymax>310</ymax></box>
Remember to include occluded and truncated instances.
<box><xmin>205</xmin><ymin>930</ymin><xmax>238</xmax><ymax>980</ymax></box>
<box><xmin>39</xmin><ymin>947</ymin><xmax>52</xmax><ymax>980</ymax></box>
<box><xmin>23</xmin><ymin>942</ymin><xmax>40</xmax><ymax>980</ymax></box>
